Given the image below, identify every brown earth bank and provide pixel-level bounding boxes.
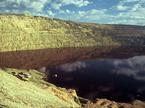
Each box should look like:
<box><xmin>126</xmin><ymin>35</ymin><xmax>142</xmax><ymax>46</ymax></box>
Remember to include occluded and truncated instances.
<box><xmin>1</xmin><ymin>46</ymin><xmax>145</xmax><ymax>69</ymax></box>
<box><xmin>82</xmin><ymin>99</ymin><xmax>145</xmax><ymax>108</ymax></box>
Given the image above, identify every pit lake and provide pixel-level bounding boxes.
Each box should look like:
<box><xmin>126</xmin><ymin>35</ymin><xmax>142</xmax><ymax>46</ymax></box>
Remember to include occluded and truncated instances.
<box><xmin>1</xmin><ymin>46</ymin><xmax>145</xmax><ymax>102</ymax></box>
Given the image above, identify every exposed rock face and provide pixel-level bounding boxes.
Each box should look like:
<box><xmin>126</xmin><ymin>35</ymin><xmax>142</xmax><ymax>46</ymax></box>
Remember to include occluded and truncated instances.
<box><xmin>0</xmin><ymin>14</ymin><xmax>119</xmax><ymax>52</ymax></box>
<box><xmin>83</xmin><ymin>99</ymin><xmax>145</xmax><ymax>108</ymax></box>
<box><xmin>1</xmin><ymin>14</ymin><xmax>145</xmax><ymax>52</ymax></box>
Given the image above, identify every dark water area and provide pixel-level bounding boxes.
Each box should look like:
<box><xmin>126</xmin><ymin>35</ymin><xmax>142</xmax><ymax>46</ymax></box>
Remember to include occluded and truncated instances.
<box><xmin>46</xmin><ymin>55</ymin><xmax>145</xmax><ymax>102</ymax></box>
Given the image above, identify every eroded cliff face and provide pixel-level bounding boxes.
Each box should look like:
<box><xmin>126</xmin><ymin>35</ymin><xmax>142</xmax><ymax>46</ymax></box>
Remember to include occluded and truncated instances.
<box><xmin>0</xmin><ymin>15</ymin><xmax>145</xmax><ymax>52</ymax></box>
<box><xmin>0</xmin><ymin>14</ymin><xmax>120</xmax><ymax>52</ymax></box>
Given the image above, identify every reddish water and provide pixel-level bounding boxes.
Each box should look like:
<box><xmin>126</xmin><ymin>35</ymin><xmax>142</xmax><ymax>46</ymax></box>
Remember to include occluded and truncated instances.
<box><xmin>1</xmin><ymin>46</ymin><xmax>145</xmax><ymax>69</ymax></box>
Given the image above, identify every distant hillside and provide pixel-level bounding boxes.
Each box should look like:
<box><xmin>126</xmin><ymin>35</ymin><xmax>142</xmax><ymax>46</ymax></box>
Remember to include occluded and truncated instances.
<box><xmin>1</xmin><ymin>14</ymin><xmax>145</xmax><ymax>52</ymax></box>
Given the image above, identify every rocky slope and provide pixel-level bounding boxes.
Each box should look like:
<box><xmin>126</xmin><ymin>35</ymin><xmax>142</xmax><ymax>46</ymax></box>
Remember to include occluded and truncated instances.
<box><xmin>0</xmin><ymin>14</ymin><xmax>145</xmax><ymax>52</ymax></box>
<box><xmin>0</xmin><ymin>14</ymin><xmax>118</xmax><ymax>52</ymax></box>
<box><xmin>0</xmin><ymin>68</ymin><xmax>80</xmax><ymax>108</ymax></box>
<box><xmin>83</xmin><ymin>99</ymin><xmax>145</xmax><ymax>108</ymax></box>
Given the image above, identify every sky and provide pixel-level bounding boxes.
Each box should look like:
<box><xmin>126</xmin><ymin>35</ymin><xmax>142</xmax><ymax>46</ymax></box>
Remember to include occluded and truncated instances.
<box><xmin>0</xmin><ymin>0</ymin><xmax>145</xmax><ymax>25</ymax></box>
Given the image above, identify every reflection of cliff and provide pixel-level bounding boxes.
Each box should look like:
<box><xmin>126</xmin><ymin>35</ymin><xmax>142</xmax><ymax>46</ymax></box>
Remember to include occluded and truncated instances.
<box><xmin>113</xmin><ymin>36</ymin><xmax>145</xmax><ymax>46</ymax></box>
<box><xmin>1</xmin><ymin>47</ymin><xmax>145</xmax><ymax>69</ymax></box>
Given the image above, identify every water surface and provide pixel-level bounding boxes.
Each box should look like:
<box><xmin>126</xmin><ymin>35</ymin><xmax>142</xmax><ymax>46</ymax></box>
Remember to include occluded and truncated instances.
<box><xmin>1</xmin><ymin>46</ymin><xmax>145</xmax><ymax>102</ymax></box>
<box><xmin>46</xmin><ymin>55</ymin><xmax>145</xmax><ymax>102</ymax></box>
<box><xmin>1</xmin><ymin>46</ymin><xmax>145</xmax><ymax>69</ymax></box>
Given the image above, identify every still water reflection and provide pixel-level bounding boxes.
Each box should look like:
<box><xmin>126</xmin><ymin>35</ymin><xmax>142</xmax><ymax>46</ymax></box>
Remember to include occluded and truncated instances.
<box><xmin>46</xmin><ymin>56</ymin><xmax>145</xmax><ymax>102</ymax></box>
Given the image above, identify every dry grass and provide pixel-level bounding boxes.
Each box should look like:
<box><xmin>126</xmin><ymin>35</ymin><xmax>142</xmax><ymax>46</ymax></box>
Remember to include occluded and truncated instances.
<box><xmin>0</xmin><ymin>68</ymin><xmax>80</xmax><ymax>108</ymax></box>
<box><xmin>0</xmin><ymin>14</ymin><xmax>120</xmax><ymax>52</ymax></box>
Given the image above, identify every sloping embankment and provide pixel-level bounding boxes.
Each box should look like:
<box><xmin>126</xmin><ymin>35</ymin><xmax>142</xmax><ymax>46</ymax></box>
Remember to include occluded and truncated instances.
<box><xmin>0</xmin><ymin>68</ymin><xmax>80</xmax><ymax>108</ymax></box>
